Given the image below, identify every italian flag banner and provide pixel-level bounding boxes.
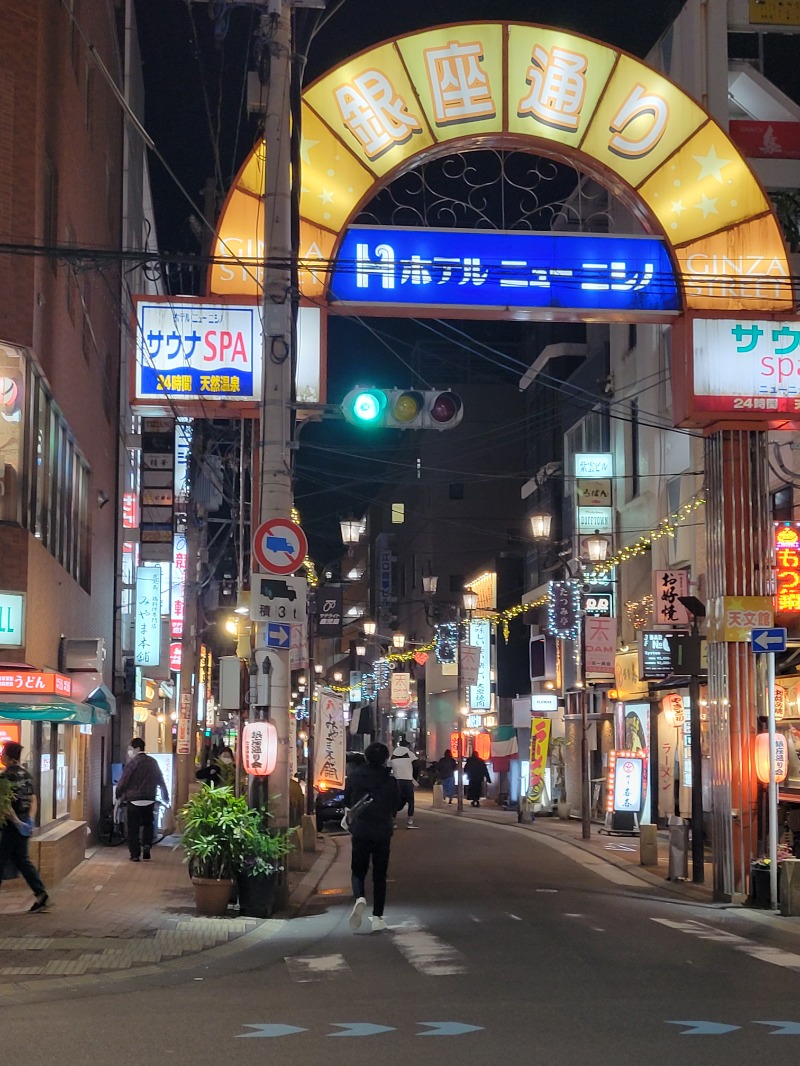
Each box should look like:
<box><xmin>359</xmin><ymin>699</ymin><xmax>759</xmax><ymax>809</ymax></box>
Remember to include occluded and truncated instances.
<box><xmin>490</xmin><ymin>725</ymin><xmax>519</xmax><ymax>772</ymax></box>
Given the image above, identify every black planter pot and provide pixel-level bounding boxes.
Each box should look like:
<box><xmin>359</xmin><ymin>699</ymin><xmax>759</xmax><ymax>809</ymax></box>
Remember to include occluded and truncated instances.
<box><xmin>237</xmin><ymin>872</ymin><xmax>277</xmax><ymax>918</ymax></box>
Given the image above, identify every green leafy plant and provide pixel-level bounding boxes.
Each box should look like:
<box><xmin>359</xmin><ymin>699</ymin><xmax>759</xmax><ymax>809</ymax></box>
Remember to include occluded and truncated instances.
<box><xmin>179</xmin><ymin>785</ymin><xmax>252</xmax><ymax>881</ymax></box>
<box><xmin>179</xmin><ymin>785</ymin><xmax>297</xmax><ymax>881</ymax></box>
<box><xmin>234</xmin><ymin>811</ymin><xmax>297</xmax><ymax>878</ymax></box>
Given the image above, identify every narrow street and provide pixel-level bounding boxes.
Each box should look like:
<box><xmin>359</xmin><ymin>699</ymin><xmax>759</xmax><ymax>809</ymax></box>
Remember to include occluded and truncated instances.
<box><xmin>3</xmin><ymin>809</ymin><xmax>800</xmax><ymax>1066</ymax></box>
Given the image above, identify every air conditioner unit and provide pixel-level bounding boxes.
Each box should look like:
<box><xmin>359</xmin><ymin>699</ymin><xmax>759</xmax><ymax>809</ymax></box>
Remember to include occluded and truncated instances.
<box><xmin>60</xmin><ymin>637</ymin><xmax>106</xmax><ymax>672</ymax></box>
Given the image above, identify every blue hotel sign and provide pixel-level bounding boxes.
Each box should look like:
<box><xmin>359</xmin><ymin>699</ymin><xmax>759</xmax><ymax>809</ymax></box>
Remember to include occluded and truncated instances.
<box><xmin>329</xmin><ymin>227</ymin><xmax>679</xmax><ymax>314</ymax></box>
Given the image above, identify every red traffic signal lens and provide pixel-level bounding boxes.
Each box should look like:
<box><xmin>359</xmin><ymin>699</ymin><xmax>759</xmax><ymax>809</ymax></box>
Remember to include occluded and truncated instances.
<box><xmin>429</xmin><ymin>391</ymin><xmax>462</xmax><ymax>425</ymax></box>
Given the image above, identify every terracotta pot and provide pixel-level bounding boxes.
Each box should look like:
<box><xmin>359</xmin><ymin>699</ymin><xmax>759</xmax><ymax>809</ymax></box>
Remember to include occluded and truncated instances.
<box><xmin>191</xmin><ymin>876</ymin><xmax>235</xmax><ymax>916</ymax></box>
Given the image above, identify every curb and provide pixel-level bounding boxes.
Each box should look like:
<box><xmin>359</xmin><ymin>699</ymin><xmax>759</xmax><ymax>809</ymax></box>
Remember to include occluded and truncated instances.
<box><xmin>0</xmin><ymin>837</ymin><xmax>339</xmax><ymax>1003</ymax></box>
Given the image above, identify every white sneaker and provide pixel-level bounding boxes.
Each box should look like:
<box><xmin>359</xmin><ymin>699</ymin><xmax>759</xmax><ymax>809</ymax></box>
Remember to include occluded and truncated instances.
<box><xmin>407</xmin><ymin>819</ymin><xmax>417</xmax><ymax>828</ymax></box>
<box><xmin>349</xmin><ymin>896</ymin><xmax>367</xmax><ymax>931</ymax></box>
<box><xmin>371</xmin><ymin>915</ymin><xmax>386</xmax><ymax>932</ymax></box>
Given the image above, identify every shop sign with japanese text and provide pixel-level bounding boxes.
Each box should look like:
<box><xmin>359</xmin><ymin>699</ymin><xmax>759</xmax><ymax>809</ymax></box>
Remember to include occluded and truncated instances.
<box><xmin>468</xmin><ymin>618</ymin><xmax>492</xmax><ymax>710</ymax></box>
<box><xmin>0</xmin><ymin>670</ymin><xmax>72</xmax><ymax>696</ymax></box>
<box><xmin>652</xmin><ymin>568</ymin><xmax>691</xmax><ymax>626</ymax></box>
<box><xmin>134</xmin><ymin>298</ymin><xmax>262</xmax><ymax>407</ymax></box>
<box><xmin>134</xmin><ymin>566</ymin><xmax>162</xmax><ymax>668</ymax></box>
<box><xmin>314</xmin><ymin>691</ymin><xmax>346</xmax><ymax>788</ymax></box>
<box><xmin>775</xmin><ymin>523</ymin><xmax>800</xmax><ymax>614</ymax></box>
<box><xmin>584</xmin><ymin>617</ymin><xmax>616</xmax><ymax>677</ymax></box>
<box><xmin>707</xmin><ymin>595</ymin><xmax>774</xmax><ymax>642</ymax></box>
<box><xmin>528</xmin><ymin>716</ymin><xmax>551</xmax><ymax>802</ymax></box>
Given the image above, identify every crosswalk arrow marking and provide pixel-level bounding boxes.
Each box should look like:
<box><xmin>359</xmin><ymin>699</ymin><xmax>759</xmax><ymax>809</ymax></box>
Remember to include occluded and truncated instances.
<box><xmin>755</xmin><ymin>1021</ymin><xmax>800</xmax><ymax>1035</ymax></box>
<box><xmin>236</xmin><ymin>1024</ymin><xmax>308</xmax><ymax>1038</ymax></box>
<box><xmin>666</xmin><ymin>1021</ymin><xmax>740</xmax><ymax>1035</ymax></box>
<box><xmin>327</xmin><ymin>1023</ymin><xmax>396</xmax><ymax>1037</ymax></box>
<box><xmin>417</xmin><ymin>1022</ymin><xmax>484</xmax><ymax>1037</ymax></box>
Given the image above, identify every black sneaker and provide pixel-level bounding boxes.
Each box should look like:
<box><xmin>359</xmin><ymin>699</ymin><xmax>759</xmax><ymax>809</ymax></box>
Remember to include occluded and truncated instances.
<box><xmin>130</xmin><ymin>856</ymin><xmax>140</xmax><ymax>862</ymax></box>
<box><xmin>142</xmin><ymin>847</ymin><xmax>151</xmax><ymax>861</ymax></box>
<box><xmin>29</xmin><ymin>893</ymin><xmax>49</xmax><ymax>912</ymax></box>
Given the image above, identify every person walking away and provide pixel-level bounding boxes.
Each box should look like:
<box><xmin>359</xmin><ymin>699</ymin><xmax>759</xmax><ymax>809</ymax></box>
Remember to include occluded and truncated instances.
<box><xmin>0</xmin><ymin>741</ymin><xmax>49</xmax><ymax>911</ymax></box>
<box><xmin>390</xmin><ymin>734</ymin><xmax>419</xmax><ymax>827</ymax></box>
<box><xmin>115</xmin><ymin>738</ymin><xmax>170</xmax><ymax>862</ymax></box>
<box><xmin>464</xmin><ymin>750</ymin><xmax>491</xmax><ymax>808</ymax></box>
<box><xmin>436</xmin><ymin>749</ymin><xmax>457</xmax><ymax>803</ymax></box>
<box><xmin>345</xmin><ymin>742</ymin><xmax>400</xmax><ymax>933</ymax></box>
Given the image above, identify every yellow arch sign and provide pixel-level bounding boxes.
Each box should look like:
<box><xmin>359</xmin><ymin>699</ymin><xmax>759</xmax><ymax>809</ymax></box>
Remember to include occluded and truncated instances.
<box><xmin>209</xmin><ymin>21</ymin><xmax>794</xmax><ymax>315</ymax></box>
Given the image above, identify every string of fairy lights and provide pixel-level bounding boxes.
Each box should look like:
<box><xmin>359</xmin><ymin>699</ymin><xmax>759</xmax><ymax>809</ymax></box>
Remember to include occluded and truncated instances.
<box><xmin>296</xmin><ymin>492</ymin><xmax>706</xmax><ymax>701</ymax></box>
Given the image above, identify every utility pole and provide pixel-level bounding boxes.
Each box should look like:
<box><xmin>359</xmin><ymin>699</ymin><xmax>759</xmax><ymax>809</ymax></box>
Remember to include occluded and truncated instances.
<box><xmin>256</xmin><ymin>0</ymin><xmax>294</xmax><ymax>833</ymax></box>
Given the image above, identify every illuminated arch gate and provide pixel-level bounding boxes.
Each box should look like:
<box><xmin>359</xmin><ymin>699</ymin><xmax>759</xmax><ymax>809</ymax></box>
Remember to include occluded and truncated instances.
<box><xmin>211</xmin><ymin>21</ymin><xmax>793</xmax><ymax>317</ymax></box>
<box><xmin>211</xmin><ymin>23</ymin><xmax>797</xmax><ymax>902</ymax></box>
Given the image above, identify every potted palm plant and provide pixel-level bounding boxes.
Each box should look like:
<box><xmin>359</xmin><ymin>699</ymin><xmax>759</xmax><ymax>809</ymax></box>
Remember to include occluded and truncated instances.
<box><xmin>179</xmin><ymin>785</ymin><xmax>252</xmax><ymax>916</ymax></box>
<box><xmin>234</xmin><ymin>812</ymin><xmax>296</xmax><ymax>919</ymax></box>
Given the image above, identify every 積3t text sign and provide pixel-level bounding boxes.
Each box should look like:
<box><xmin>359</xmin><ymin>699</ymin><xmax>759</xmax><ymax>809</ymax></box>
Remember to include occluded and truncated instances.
<box><xmin>688</xmin><ymin>318</ymin><xmax>800</xmax><ymax>422</ymax></box>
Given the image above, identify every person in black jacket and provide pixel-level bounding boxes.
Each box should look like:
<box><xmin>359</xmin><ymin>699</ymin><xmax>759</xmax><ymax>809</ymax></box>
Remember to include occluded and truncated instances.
<box><xmin>344</xmin><ymin>741</ymin><xmax>400</xmax><ymax>933</ymax></box>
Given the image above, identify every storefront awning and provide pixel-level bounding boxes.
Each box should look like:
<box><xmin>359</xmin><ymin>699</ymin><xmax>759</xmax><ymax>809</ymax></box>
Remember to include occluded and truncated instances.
<box><xmin>85</xmin><ymin>685</ymin><xmax>116</xmax><ymax>722</ymax></box>
<box><xmin>0</xmin><ymin>694</ymin><xmax>105</xmax><ymax>724</ymax></box>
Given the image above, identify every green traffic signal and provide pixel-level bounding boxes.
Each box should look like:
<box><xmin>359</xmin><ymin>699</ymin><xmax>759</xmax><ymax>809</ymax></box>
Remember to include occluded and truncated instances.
<box><xmin>345</xmin><ymin>388</ymin><xmax>387</xmax><ymax>424</ymax></box>
<box><xmin>341</xmin><ymin>387</ymin><xmax>463</xmax><ymax>430</ymax></box>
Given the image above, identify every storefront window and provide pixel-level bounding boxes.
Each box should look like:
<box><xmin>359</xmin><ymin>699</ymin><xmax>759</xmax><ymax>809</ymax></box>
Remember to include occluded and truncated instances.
<box><xmin>39</xmin><ymin>722</ymin><xmax>54</xmax><ymax>826</ymax></box>
<box><xmin>56</xmin><ymin>724</ymin><xmax>70</xmax><ymax>818</ymax></box>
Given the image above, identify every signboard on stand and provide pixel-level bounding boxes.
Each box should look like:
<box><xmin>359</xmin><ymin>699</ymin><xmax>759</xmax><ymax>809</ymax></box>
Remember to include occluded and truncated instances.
<box><xmin>602</xmin><ymin>750</ymin><xmax>644</xmax><ymax>835</ymax></box>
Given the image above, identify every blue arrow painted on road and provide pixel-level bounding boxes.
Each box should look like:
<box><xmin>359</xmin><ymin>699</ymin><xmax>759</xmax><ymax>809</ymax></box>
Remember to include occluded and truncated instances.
<box><xmin>417</xmin><ymin>1022</ymin><xmax>484</xmax><ymax>1037</ymax></box>
<box><xmin>327</xmin><ymin>1023</ymin><xmax>396</xmax><ymax>1037</ymax></box>
<box><xmin>236</xmin><ymin>1024</ymin><xmax>307</xmax><ymax>1038</ymax></box>
<box><xmin>755</xmin><ymin>1021</ymin><xmax>800</xmax><ymax>1035</ymax></box>
<box><xmin>667</xmin><ymin>1021</ymin><xmax>740</xmax><ymax>1035</ymax></box>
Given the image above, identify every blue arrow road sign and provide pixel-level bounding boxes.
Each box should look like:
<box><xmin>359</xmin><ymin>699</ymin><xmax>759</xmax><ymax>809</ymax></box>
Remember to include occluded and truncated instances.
<box><xmin>751</xmin><ymin>627</ymin><xmax>787</xmax><ymax>654</ymax></box>
<box><xmin>265</xmin><ymin>623</ymin><xmax>291</xmax><ymax>649</ymax></box>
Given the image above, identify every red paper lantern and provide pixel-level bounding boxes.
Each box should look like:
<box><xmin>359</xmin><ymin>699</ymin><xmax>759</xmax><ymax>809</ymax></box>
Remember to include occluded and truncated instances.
<box><xmin>755</xmin><ymin>732</ymin><xmax>788</xmax><ymax>785</ymax></box>
<box><xmin>475</xmin><ymin>732</ymin><xmax>491</xmax><ymax>761</ymax></box>
<box><xmin>449</xmin><ymin>732</ymin><xmax>463</xmax><ymax>758</ymax></box>
<box><xmin>242</xmin><ymin>720</ymin><xmax>278</xmax><ymax>776</ymax></box>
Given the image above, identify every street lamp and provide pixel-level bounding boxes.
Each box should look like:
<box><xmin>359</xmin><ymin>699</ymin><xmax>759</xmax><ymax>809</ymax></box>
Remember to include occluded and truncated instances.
<box><xmin>529</xmin><ymin>511</ymin><xmax>553</xmax><ymax>541</ymax></box>
<box><xmin>363</xmin><ymin>620</ymin><xmax>377</xmax><ymax>636</ymax></box>
<box><xmin>392</xmin><ymin>632</ymin><xmax>406</xmax><ymax>650</ymax></box>
<box><xmin>340</xmin><ymin>516</ymin><xmax>364</xmax><ymax>546</ymax></box>
<box><xmin>422</xmin><ymin>572</ymin><xmax>439</xmax><ymax>595</ymax></box>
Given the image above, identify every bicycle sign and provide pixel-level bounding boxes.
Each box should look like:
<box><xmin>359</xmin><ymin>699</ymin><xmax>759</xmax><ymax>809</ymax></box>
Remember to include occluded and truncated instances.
<box><xmin>253</xmin><ymin>517</ymin><xmax>308</xmax><ymax>576</ymax></box>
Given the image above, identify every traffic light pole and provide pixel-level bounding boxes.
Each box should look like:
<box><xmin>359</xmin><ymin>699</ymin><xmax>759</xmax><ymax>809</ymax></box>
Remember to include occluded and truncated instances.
<box><xmin>256</xmin><ymin>0</ymin><xmax>294</xmax><ymax>838</ymax></box>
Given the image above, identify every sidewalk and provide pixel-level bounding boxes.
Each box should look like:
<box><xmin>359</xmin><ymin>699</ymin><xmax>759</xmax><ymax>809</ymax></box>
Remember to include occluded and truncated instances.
<box><xmin>0</xmin><ymin>832</ymin><xmax>335</xmax><ymax>1000</ymax></box>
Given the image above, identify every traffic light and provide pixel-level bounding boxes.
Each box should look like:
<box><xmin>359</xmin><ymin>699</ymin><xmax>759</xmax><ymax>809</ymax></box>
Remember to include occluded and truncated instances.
<box><xmin>341</xmin><ymin>388</ymin><xmax>463</xmax><ymax>431</ymax></box>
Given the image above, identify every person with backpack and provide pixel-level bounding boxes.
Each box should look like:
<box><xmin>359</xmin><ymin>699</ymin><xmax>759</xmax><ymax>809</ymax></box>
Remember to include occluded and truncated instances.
<box><xmin>344</xmin><ymin>742</ymin><xmax>400</xmax><ymax>933</ymax></box>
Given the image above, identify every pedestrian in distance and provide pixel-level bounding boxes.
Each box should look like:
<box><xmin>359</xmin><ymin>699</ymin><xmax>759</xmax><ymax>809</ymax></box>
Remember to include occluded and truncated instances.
<box><xmin>436</xmin><ymin>749</ymin><xmax>457</xmax><ymax>803</ymax></box>
<box><xmin>0</xmin><ymin>741</ymin><xmax>49</xmax><ymax>911</ymax></box>
<box><xmin>345</xmin><ymin>741</ymin><xmax>401</xmax><ymax>933</ymax></box>
<box><xmin>464</xmin><ymin>749</ymin><xmax>491</xmax><ymax>808</ymax></box>
<box><xmin>115</xmin><ymin>738</ymin><xmax>170</xmax><ymax>862</ymax></box>
<box><xmin>390</xmin><ymin>733</ymin><xmax>420</xmax><ymax>828</ymax></box>
<box><xmin>195</xmin><ymin>746</ymin><xmax>234</xmax><ymax>788</ymax></box>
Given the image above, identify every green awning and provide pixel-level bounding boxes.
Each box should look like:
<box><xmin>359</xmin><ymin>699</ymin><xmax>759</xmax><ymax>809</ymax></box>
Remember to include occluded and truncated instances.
<box><xmin>0</xmin><ymin>694</ymin><xmax>97</xmax><ymax>724</ymax></box>
<box><xmin>85</xmin><ymin>685</ymin><xmax>116</xmax><ymax>723</ymax></box>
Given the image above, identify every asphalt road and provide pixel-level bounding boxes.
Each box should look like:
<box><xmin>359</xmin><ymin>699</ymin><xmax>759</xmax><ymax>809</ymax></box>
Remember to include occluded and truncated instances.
<box><xmin>5</xmin><ymin>810</ymin><xmax>800</xmax><ymax>1065</ymax></box>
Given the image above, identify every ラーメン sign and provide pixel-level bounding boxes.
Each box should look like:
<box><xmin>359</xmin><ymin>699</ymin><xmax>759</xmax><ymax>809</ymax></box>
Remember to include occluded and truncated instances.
<box><xmin>210</xmin><ymin>21</ymin><xmax>792</xmax><ymax>315</ymax></box>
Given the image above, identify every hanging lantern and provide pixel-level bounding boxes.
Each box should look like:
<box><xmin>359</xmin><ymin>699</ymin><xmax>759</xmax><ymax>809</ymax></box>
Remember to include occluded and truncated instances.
<box><xmin>661</xmin><ymin>692</ymin><xmax>685</xmax><ymax>727</ymax></box>
<box><xmin>449</xmin><ymin>731</ymin><xmax>463</xmax><ymax>759</ymax></box>
<box><xmin>242</xmin><ymin>720</ymin><xmax>278</xmax><ymax>777</ymax></box>
<box><xmin>475</xmin><ymin>731</ymin><xmax>492</xmax><ymax>761</ymax></box>
<box><xmin>755</xmin><ymin>732</ymin><xmax>788</xmax><ymax>785</ymax></box>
